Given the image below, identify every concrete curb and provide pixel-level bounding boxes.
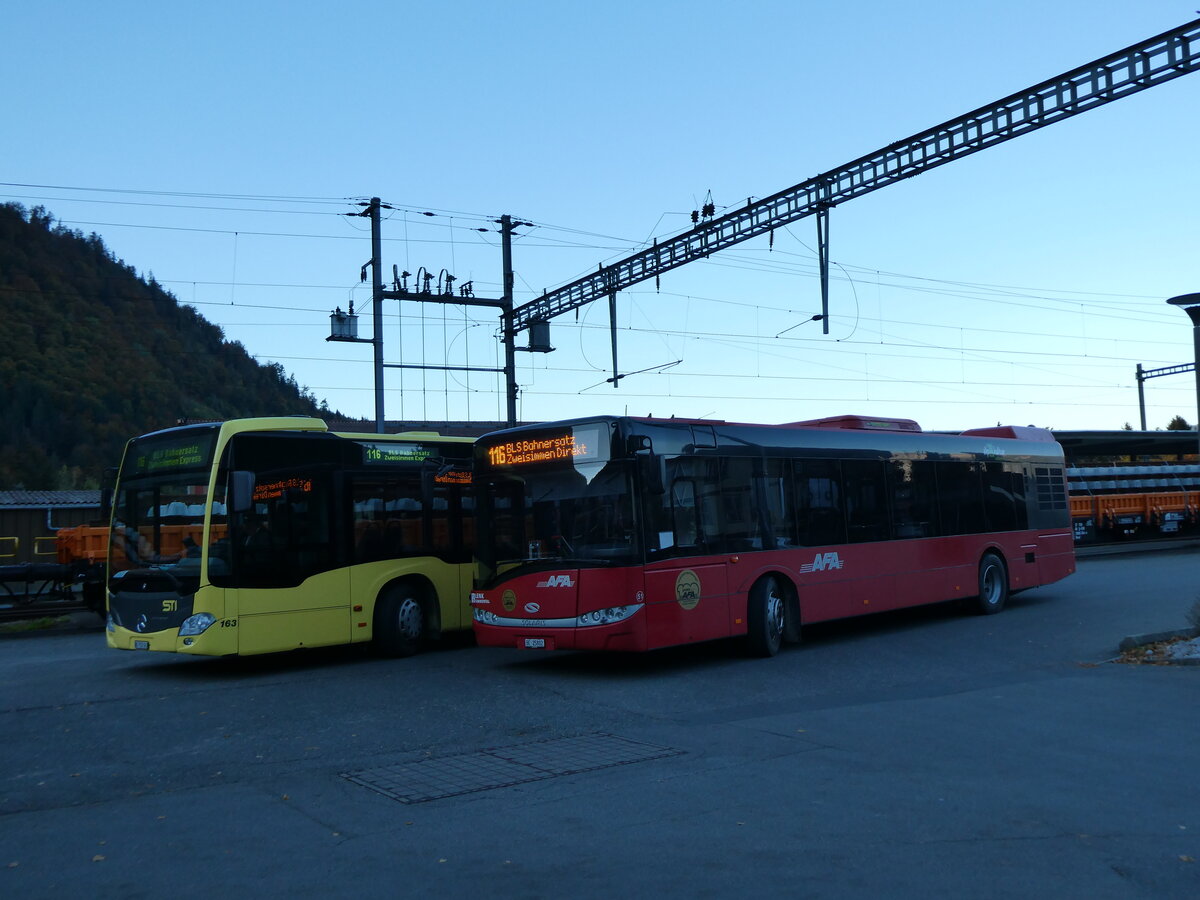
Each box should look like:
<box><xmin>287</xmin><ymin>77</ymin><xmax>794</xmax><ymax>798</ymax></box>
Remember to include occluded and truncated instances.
<box><xmin>1117</xmin><ymin>628</ymin><xmax>1198</xmax><ymax>653</ymax></box>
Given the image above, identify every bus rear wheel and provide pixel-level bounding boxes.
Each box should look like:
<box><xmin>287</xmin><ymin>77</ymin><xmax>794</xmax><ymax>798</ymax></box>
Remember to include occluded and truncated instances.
<box><xmin>972</xmin><ymin>552</ymin><xmax>1008</xmax><ymax>615</ymax></box>
<box><xmin>747</xmin><ymin>575</ymin><xmax>786</xmax><ymax>657</ymax></box>
<box><xmin>375</xmin><ymin>584</ymin><xmax>425</xmax><ymax>657</ymax></box>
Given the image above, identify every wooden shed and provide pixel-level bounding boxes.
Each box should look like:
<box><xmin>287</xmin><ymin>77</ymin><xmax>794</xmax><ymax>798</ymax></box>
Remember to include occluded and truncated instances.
<box><xmin>0</xmin><ymin>491</ymin><xmax>104</xmax><ymax>565</ymax></box>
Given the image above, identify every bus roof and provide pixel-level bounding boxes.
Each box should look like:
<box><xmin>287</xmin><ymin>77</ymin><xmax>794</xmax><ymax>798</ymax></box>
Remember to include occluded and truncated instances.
<box><xmin>477</xmin><ymin>414</ymin><xmax>1063</xmax><ymax>462</ymax></box>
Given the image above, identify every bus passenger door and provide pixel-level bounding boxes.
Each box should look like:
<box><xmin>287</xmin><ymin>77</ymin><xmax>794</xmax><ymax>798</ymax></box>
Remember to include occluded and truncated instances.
<box><xmin>232</xmin><ymin>471</ymin><xmax>351</xmax><ymax>653</ymax></box>
<box><xmin>644</xmin><ymin>563</ymin><xmax>729</xmax><ymax>649</ymax></box>
<box><xmin>643</xmin><ymin>474</ymin><xmax>730</xmax><ymax>648</ymax></box>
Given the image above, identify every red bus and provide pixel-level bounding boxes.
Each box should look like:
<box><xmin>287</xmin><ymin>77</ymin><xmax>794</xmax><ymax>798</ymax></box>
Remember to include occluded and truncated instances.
<box><xmin>470</xmin><ymin>414</ymin><xmax>1076</xmax><ymax>656</ymax></box>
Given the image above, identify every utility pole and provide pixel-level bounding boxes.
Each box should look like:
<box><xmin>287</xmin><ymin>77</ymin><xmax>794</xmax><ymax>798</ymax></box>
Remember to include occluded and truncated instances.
<box><xmin>329</xmin><ymin>202</ymin><xmax>536</xmax><ymax>429</ymax></box>
<box><xmin>368</xmin><ymin>197</ymin><xmax>386</xmax><ymax>432</ymax></box>
<box><xmin>500</xmin><ymin>214</ymin><xmax>519</xmax><ymax>425</ymax></box>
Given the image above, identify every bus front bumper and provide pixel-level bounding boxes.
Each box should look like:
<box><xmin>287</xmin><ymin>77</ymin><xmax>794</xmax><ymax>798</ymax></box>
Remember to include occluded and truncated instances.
<box><xmin>472</xmin><ymin>604</ymin><xmax>646</xmax><ymax>652</ymax></box>
<box><xmin>106</xmin><ymin>617</ymin><xmax>236</xmax><ymax>655</ymax></box>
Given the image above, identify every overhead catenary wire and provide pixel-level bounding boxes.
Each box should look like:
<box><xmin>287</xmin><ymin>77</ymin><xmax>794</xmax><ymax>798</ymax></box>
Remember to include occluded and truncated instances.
<box><xmin>6</xmin><ymin>192</ymin><xmax>1193</xmax><ymax>427</ymax></box>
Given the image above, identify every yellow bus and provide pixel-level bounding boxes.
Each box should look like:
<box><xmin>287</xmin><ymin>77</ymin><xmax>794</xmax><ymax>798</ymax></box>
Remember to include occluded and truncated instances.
<box><xmin>105</xmin><ymin>417</ymin><xmax>475</xmax><ymax>657</ymax></box>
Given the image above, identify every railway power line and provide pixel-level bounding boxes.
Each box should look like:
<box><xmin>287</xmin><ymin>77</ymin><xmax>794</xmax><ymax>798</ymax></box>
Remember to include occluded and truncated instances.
<box><xmin>509</xmin><ymin>18</ymin><xmax>1200</xmax><ymax>385</ymax></box>
<box><xmin>339</xmin><ymin>18</ymin><xmax>1199</xmax><ymax>421</ymax></box>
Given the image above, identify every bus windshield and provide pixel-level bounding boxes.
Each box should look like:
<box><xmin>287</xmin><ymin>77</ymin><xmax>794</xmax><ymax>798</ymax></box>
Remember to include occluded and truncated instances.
<box><xmin>109</xmin><ymin>427</ymin><xmax>220</xmax><ymax>581</ymax></box>
<box><xmin>111</xmin><ymin>477</ymin><xmax>218</xmax><ymax>569</ymax></box>
<box><xmin>479</xmin><ymin>459</ymin><xmax>640</xmax><ymax>575</ymax></box>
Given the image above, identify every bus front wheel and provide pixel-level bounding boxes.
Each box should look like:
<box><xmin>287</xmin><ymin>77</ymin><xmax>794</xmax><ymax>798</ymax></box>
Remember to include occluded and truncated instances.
<box><xmin>375</xmin><ymin>584</ymin><xmax>425</xmax><ymax>657</ymax></box>
<box><xmin>746</xmin><ymin>575</ymin><xmax>786</xmax><ymax>658</ymax></box>
<box><xmin>972</xmin><ymin>553</ymin><xmax>1008</xmax><ymax>616</ymax></box>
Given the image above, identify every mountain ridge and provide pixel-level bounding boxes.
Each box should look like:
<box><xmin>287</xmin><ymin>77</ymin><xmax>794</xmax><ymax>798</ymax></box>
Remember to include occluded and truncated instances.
<box><xmin>0</xmin><ymin>202</ymin><xmax>336</xmax><ymax>489</ymax></box>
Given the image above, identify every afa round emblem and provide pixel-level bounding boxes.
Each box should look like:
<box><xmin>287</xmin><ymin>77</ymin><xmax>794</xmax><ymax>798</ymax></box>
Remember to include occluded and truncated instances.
<box><xmin>675</xmin><ymin>569</ymin><xmax>701</xmax><ymax>610</ymax></box>
<box><xmin>502</xmin><ymin>589</ymin><xmax>517</xmax><ymax>612</ymax></box>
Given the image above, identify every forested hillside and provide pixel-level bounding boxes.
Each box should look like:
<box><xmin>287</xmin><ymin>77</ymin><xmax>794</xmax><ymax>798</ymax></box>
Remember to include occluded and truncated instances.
<box><xmin>0</xmin><ymin>203</ymin><xmax>333</xmax><ymax>489</ymax></box>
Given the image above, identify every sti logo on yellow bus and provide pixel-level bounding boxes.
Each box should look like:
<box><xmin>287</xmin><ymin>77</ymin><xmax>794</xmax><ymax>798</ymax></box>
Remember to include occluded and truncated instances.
<box><xmin>675</xmin><ymin>570</ymin><xmax>701</xmax><ymax>610</ymax></box>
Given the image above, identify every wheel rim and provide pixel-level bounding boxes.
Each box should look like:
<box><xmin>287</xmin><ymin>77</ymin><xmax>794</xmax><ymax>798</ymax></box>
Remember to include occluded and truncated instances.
<box><xmin>981</xmin><ymin>564</ymin><xmax>1001</xmax><ymax>605</ymax></box>
<box><xmin>765</xmin><ymin>580</ymin><xmax>784</xmax><ymax>642</ymax></box>
<box><xmin>397</xmin><ymin>597</ymin><xmax>422</xmax><ymax>639</ymax></box>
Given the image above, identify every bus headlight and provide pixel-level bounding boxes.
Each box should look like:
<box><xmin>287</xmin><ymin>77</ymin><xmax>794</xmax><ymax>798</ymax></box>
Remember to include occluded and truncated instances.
<box><xmin>106</xmin><ymin>613</ymin><xmax>116</xmax><ymax>633</ymax></box>
<box><xmin>576</xmin><ymin>605</ymin><xmax>640</xmax><ymax>627</ymax></box>
<box><xmin>473</xmin><ymin>608</ymin><xmax>502</xmax><ymax>626</ymax></box>
<box><xmin>179</xmin><ymin>612</ymin><xmax>217</xmax><ymax>636</ymax></box>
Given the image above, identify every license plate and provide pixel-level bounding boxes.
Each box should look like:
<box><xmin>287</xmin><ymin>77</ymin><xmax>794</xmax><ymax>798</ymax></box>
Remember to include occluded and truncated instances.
<box><xmin>523</xmin><ymin>637</ymin><xmax>546</xmax><ymax>649</ymax></box>
<box><xmin>134</xmin><ymin>640</ymin><xmax>150</xmax><ymax>650</ymax></box>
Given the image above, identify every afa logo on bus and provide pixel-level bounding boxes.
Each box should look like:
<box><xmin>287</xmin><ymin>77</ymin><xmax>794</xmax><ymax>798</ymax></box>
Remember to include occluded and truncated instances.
<box><xmin>800</xmin><ymin>552</ymin><xmax>845</xmax><ymax>573</ymax></box>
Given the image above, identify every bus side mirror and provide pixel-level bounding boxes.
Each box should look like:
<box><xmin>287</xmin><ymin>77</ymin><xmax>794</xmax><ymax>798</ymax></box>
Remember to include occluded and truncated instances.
<box><xmin>637</xmin><ymin>452</ymin><xmax>665</xmax><ymax>495</ymax></box>
<box><xmin>420</xmin><ymin>457</ymin><xmax>441</xmax><ymax>497</ymax></box>
<box><xmin>627</xmin><ymin>434</ymin><xmax>652</xmax><ymax>453</ymax></box>
<box><xmin>229</xmin><ymin>471</ymin><xmax>256</xmax><ymax>513</ymax></box>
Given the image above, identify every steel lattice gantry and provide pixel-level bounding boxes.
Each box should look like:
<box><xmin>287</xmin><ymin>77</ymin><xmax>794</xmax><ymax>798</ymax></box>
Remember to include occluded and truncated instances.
<box><xmin>511</xmin><ymin>18</ymin><xmax>1200</xmax><ymax>339</ymax></box>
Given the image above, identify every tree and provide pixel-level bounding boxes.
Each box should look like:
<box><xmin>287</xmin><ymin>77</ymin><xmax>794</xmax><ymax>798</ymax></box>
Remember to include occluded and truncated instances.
<box><xmin>1166</xmin><ymin>415</ymin><xmax>1192</xmax><ymax>431</ymax></box>
<box><xmin>0</xmin><ymin>202</ymin><xmax>339</xmax><ymax>488</ymax></box>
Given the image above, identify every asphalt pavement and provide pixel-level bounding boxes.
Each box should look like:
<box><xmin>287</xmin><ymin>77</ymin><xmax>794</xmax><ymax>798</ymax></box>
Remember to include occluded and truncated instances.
<box><xmin>1</xmin><ymin>546</ymin><xmax>1197</xmax><ymax>898</ymax></box>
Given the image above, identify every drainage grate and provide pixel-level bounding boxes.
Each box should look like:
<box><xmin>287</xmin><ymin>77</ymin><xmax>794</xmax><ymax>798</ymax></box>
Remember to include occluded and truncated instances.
<box><xmin>343</xmin><ymin>732</ymin><xmax>684</xmax><ymax>804</ymax></box>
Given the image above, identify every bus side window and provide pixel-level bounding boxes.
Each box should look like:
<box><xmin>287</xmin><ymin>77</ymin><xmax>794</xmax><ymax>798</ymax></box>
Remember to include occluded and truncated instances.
<box><xmin>719</xmin><ymin>457</ymin><xmax>758</xmax><ymax>551</ymax></box>
<box><xmin>888</xmin><ymin>459</ymin><xmax>939</xmax><ymax>538</ymax></box>
<box><xmin>352</xmin><ymin>484</ymin><xmax>386</xmax><ymax>563</ymax></box>
<box><xmin>757</xmin><ymin>457</ymin><xmax>797</xmax><ymax>548</ymax></box>
<box><xmin>671</xmin><ymin>479</ymin><xmax>699</xmax><ymax>548</ymax></box>
<box><xmin>936</xmin><ymin>461</ymin><xmax>986</xmax><ymax>535</ymax></box>
<box><xmin>981</xmin><ymin>462</ymin><xmax>1019</xmax><ymax>532</ymax></box>
<box><xmin>796</xmin><ymin>459</ymin><xmax>846</xmax><ymax>546</ymax></box>
<box><xmin>842</xmin><ymin>460</ymin><xmax>890</xmax><ymax>543</ymax></box>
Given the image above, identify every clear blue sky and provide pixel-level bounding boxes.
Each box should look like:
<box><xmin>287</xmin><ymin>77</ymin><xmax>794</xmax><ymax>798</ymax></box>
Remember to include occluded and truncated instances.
<box><xmin>4</xmin><ymin>1</ymin><xmax>1199</xmax><ymax>432</ymax></box>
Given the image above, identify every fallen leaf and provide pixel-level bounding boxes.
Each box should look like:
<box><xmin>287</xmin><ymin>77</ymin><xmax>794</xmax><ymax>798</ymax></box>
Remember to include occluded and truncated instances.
<box><xmin>7</xmin><ymin>862</ymin><xmax>18</xmax><ymax>869</ymax></box>
<box><xmin>92</xmin><ymin>855</ymin><xmax>105</xmax><ymax>862</ymax></box>
<box><xmin>1181</xmin><ymin>855</ymin><xmax>1195</xmax><ymax>863</ymax></box>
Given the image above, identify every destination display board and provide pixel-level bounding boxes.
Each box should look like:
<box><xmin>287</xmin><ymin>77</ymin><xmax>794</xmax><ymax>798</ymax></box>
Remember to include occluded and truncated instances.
<box><xmin>252</xmin><ymin>476</ymin><xmax>313</xmax><ymax>502</ymax></box>
<box><xmin>358</xmin><ymin>442</ymin><xmax>437</xmax><ymax>464</ymax></box>
<box><xmin>482</xmin><ymin>423</ymin><xmax>610</xmax><ymax>470</ymax></box>
<box><xmin>131</xmin><ymin>432</ymin><xmax>217</xmax><ymax>476</ymax></box>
